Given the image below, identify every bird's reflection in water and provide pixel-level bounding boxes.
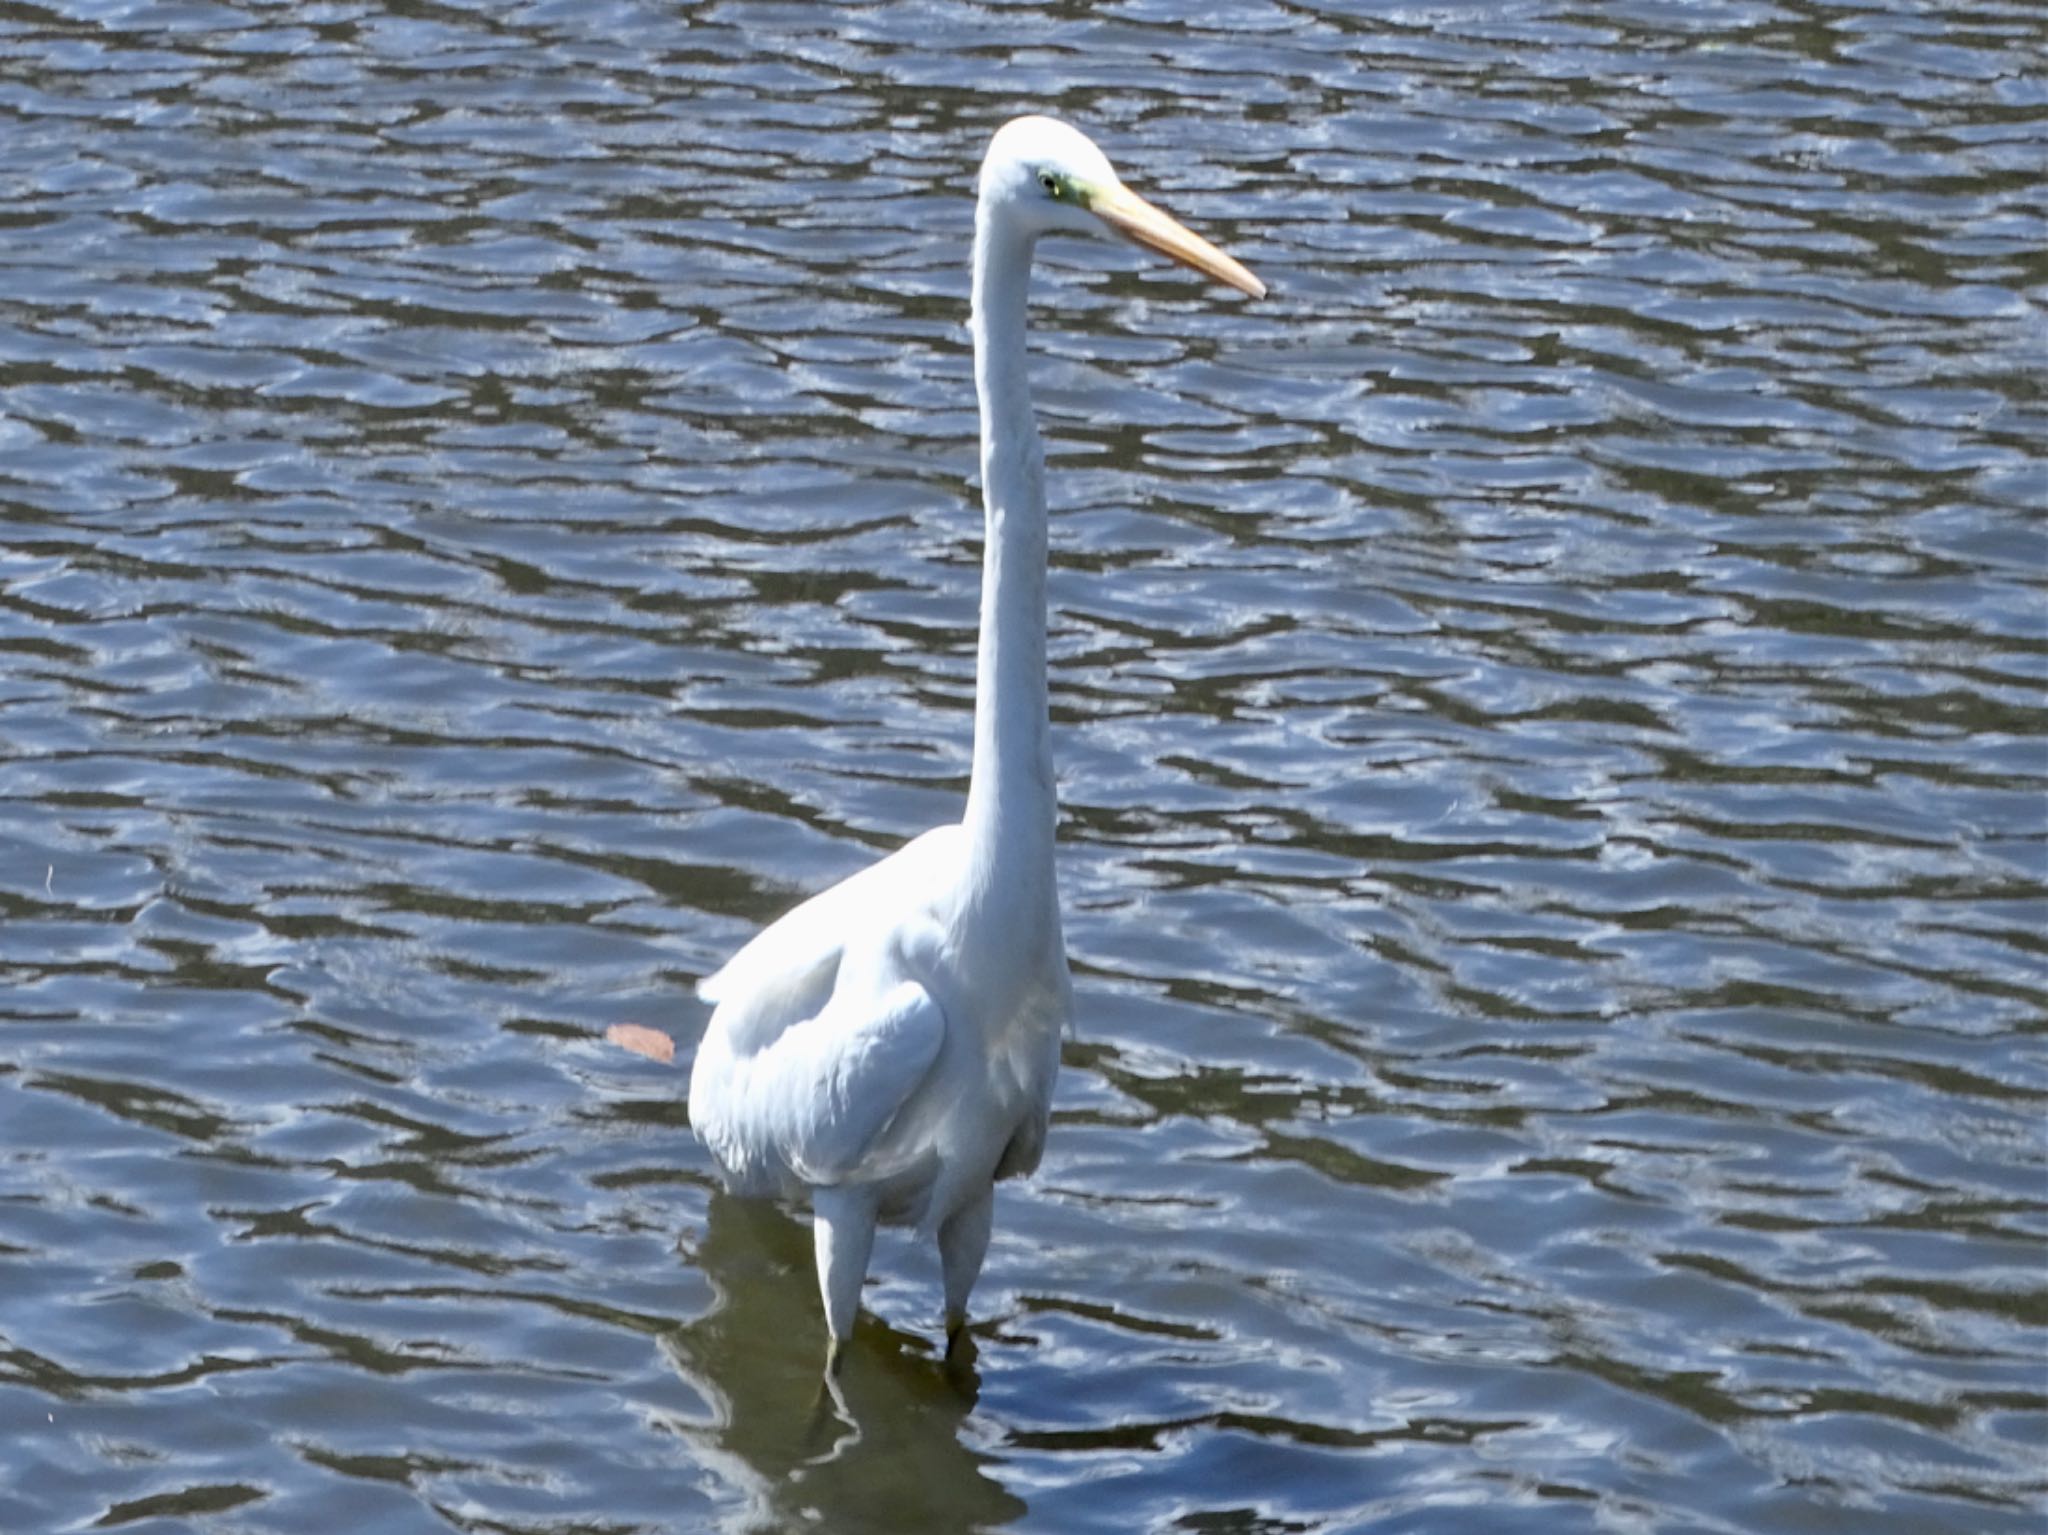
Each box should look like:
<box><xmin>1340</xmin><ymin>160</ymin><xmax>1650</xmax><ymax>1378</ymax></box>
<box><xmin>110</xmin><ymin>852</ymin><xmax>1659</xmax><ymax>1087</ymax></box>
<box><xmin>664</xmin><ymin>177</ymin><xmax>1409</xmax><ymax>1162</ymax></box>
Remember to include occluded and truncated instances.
<box><xmin>660</xmin><ymin>1190</ymin><xmax>1026</xmax><ymax>1533</ymax></box>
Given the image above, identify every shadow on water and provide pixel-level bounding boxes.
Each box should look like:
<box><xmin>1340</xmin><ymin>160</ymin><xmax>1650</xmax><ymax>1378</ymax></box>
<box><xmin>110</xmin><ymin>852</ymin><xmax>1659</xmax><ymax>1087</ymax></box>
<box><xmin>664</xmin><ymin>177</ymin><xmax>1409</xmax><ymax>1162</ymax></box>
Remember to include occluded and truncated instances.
<box><xmin>662</xmin><ymin>1192</ymin><xmax>1024</xmax><ymax>1534</ymax></box>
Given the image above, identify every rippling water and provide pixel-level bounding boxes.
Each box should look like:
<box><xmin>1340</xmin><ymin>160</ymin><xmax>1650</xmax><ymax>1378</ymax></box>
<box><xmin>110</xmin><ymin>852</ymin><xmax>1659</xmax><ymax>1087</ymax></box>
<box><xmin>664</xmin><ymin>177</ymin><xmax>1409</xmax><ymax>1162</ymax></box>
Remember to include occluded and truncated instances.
<box><xmin>3</xmin><ymin>1</ymin><xmax>2044</xmax><ymax>1530</ymax></box>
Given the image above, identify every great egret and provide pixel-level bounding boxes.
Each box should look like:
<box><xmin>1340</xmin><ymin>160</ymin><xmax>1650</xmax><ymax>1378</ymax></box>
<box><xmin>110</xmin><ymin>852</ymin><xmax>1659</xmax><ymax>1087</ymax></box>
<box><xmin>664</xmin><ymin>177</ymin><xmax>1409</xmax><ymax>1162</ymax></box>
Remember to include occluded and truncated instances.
<box><xmin>688</xmin><ymin>116</ymin><xmax>1263</xmax><ymax>1372</ymax></box>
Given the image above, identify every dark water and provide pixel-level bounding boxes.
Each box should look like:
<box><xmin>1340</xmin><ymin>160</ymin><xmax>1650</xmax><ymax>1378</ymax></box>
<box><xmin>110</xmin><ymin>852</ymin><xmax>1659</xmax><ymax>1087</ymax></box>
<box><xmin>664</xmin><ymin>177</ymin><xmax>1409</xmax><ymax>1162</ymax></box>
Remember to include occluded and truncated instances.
<box><xmin>3</xmin><ymin>0</ymin><xmax>2044</xmax><ymax>1530</ymax></box>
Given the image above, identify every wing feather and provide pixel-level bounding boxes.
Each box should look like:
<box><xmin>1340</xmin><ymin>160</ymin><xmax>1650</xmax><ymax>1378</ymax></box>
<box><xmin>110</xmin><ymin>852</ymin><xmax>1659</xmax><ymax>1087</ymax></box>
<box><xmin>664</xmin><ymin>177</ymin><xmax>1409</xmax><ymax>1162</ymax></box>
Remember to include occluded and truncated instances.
<box><xmin>687</xmin><ymin>826</ymin><xmax>964</xmax><ymax>1193</ymax></box>
<box><xmin>695</xmin><ymin>825</ymin><xmax>961</xmax><ymax>1054</ymax></box>
<box><xmin>690</xmin><ymin>975</ymin><xmax>946</xmax><ymax>1191</ymax></box>
<box><xmin>780</xmin><ymin>979</ymin><xmax>945</xmax><ymax>1182</ymax></box>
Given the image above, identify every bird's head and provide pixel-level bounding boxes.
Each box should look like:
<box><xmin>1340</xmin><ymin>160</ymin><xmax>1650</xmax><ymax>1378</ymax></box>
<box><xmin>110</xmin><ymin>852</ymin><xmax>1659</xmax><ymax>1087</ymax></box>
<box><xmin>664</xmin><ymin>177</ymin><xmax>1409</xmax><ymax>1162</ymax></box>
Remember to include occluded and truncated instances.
<box><xmin>979</xmin><ymin>115</ymin><xmax>1265</xmax><ymax>299</ymax></box>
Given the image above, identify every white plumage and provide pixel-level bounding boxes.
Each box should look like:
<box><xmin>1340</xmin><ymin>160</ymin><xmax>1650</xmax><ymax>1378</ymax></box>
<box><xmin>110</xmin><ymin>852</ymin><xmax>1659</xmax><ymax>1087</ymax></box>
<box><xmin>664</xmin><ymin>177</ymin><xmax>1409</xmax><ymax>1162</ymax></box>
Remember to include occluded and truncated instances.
<box><xmin>687</xmin><ymin>116</ymin><xmax>1263</xmax><ymax>1372</ymax></box>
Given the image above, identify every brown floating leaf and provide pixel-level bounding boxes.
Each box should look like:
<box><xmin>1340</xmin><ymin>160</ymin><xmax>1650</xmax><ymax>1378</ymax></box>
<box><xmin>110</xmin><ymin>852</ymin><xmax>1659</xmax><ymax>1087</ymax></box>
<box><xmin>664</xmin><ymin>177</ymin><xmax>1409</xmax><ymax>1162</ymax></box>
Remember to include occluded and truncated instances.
<box><xmin>605</xmin><ymin>1023</ymin><xmax>676</xmax><ymax>1065</ymax></box>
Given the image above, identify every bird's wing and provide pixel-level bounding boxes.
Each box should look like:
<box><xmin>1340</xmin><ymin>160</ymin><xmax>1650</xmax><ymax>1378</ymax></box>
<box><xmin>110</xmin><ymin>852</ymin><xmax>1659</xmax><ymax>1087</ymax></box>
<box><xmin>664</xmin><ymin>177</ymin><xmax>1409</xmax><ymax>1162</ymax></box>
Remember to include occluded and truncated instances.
<box><xmin>692</xmin><ymin>971</ymin><xmax>947</xmax><ymax>1190</ymax></box>
<box><xmin>775</xmin><ymin>976</ymin><xmax>946</xmax><ymax>1183</ymax></box>
<box><xmin>696</xmin><ymin>824</ymin><xmax>962</xmax><ymax>1057</ymax></box>
<box><xmin>688</xmin><ymin>825</ymin><xmax>963</xmax><ymax>1189</ymax></box>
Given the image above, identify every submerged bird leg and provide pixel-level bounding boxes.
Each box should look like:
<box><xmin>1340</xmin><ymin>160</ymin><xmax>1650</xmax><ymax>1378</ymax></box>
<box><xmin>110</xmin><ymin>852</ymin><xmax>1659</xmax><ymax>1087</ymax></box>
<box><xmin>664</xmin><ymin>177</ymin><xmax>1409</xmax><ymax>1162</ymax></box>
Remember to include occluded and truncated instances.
<box><xmin>804</xmin><ymin>1362</ymin><xmax>856</xmax><ymax>1454</ymax></box>
<box><xmin>813</xmin><ymin>1185</ymin><xmax>878</xmax><ymax>1369</ymax></box>
<box><xmin>939</xmin><ymin>1185</ymin><xmax>995</xmax><ymax>1352</ymax></box>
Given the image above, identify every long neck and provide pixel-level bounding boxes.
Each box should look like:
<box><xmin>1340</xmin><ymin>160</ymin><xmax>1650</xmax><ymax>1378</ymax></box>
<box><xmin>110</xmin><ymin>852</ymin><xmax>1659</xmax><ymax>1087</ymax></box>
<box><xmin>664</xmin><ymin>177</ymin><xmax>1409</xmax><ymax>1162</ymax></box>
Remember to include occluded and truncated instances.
<box><xmin>961</xmin><ymin>206</ymin><xmax>1055</xmax><ymax>882</ymax></box>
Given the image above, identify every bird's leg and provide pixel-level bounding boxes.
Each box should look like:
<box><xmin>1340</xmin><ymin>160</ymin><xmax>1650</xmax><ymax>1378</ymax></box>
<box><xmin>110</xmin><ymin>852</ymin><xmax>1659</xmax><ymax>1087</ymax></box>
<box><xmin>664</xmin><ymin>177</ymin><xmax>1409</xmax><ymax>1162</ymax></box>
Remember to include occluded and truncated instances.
<box><xmin>938</xmin><ymin>1185</ymin><xmax>995</xmax><ymax>1354</ymax></box>
<box><xmin>812</xmin><ymin>1186</ymin><xmax>877</xmax><ymax>1372</ymax></box>
<box><xmin>806</xmin><ymin>1359</ymin><xmax>854</xmax><ymax>1440</ymax></box>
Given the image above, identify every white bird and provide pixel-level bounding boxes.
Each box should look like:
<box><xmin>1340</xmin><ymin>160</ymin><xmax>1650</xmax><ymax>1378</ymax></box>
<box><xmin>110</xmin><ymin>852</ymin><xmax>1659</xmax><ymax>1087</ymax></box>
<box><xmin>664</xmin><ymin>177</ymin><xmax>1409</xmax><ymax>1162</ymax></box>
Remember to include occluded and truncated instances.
<box><xmin>688</xmin><ymin>116</ymin><xmax>1263</xmax><ymax>1373</ymax></box>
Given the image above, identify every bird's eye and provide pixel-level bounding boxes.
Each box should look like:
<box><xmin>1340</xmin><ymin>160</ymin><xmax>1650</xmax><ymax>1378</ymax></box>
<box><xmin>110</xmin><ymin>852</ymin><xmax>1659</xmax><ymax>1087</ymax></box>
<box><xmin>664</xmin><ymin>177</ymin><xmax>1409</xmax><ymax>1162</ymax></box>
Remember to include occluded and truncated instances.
<box><xmin>1038</xmin><ymin>171</ymin><xmax>1061</xmax><ymax>198</ymax></box>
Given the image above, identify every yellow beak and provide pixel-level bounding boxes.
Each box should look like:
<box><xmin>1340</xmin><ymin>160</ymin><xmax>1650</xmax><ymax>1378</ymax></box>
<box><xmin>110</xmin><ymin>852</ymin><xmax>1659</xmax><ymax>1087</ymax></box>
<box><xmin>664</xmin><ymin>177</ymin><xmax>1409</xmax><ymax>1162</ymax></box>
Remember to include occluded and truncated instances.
<box><xmin>1090</xmin><ymin>183</ymin><xmax>1266</xmax><ymax>299</ymax></box>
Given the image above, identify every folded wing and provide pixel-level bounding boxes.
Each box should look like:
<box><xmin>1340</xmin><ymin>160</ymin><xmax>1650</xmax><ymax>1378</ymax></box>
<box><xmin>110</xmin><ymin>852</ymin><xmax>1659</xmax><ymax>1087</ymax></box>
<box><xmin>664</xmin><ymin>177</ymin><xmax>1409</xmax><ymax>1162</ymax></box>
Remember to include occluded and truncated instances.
<box><xmin>688</xmin><ymin>826</ymin><xmax>963</xmax><ymax>1192</ymax></box>
<box><xmin>692</xmin><ymin>973</ymin><xmax>946</xmax><ymax>1192</ymax></box>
